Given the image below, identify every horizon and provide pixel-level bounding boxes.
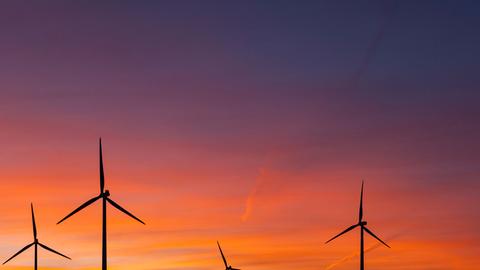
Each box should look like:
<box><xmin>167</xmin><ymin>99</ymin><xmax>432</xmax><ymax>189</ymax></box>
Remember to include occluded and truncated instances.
<box><xmin>0</xmin><ymin>1</ymin><xmax>479</xmax><ymax>269</ymax></box>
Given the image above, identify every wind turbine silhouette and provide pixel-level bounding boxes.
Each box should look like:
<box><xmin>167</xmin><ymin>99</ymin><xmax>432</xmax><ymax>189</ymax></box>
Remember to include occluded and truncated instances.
<box><xmin>217</xmin><ymin>241</ymin><xmax>240</xmax><ymax>270</ymax></box>
<box><xmin>57</xmin><ymin>138</ymin><xmax>145</xmax><ymax>270</ymax></box>
<box><xmin>3</xmin><ymin>204</ymin><xmax>71</xmax><ymax>269</ymax></box>
<box><xmin>325</xmin><ymin>181</ymin><xmax>390</xmax><ymax>270</ymax></box>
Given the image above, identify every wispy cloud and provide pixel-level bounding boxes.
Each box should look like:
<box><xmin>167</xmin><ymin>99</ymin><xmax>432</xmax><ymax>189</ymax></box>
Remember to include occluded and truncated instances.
<box><xmin>241</xmin><ymin>168</ymin><xmax>268</xmax><ymax>222</ymax></box>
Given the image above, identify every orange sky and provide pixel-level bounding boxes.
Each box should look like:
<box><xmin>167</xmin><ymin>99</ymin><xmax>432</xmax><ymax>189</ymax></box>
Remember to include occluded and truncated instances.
<box><xmin>0</xmin><ymin>136</ymin><xmax>478</xmax><ymax>270</ymax></box>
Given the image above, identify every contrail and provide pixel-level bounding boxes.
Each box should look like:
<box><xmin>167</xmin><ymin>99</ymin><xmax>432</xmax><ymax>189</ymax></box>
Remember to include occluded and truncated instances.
<box><xmin>349</xmin><ymin>1</ymin><xmax>398</xmax><ymax>87</ymax></box>
<box><xmin>324</xmin><ymin>233</ymin><xmax>402</xmax><ymax>270</ymax></box>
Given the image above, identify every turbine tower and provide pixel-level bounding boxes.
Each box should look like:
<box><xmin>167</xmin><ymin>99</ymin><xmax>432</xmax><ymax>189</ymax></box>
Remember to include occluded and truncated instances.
<box><xmin>3</xmin><ymin>204</ymin><xmax>71</xmax><ymax>270</ymax></box>
<box><xmin>325</xmin><ymin>181</ymin><xmax>390</xmax><ymax>270</ymax></box>
<box><xmin>217</xmin><ymin>241</ymin><xmax>240</xmax><ymax>270</ymax></box>
<box><xmin>57</xmin><ymin>138</ymin><xmax>145</xmax><ymax>270</ymax></box>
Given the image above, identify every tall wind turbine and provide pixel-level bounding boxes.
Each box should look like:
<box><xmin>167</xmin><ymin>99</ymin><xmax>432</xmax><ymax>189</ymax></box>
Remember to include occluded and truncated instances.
<box><xmin>217</xmin><ymin>241</ymin><xmax>240</xmax><ymax>270</ymax></box>
<box><xmin>325</xmin><ymin>181</ymin><xmax>390</xmax><ymax>270</ymax></box>
<box><xmin>57</xmin><ymin>138</ymin><xmax>145</xmax><ymax>270</ymax></box>
<box><xmin>3</xmin><ymin>204</ymin><xmax>71</xmax><ymax>270</ymax></box>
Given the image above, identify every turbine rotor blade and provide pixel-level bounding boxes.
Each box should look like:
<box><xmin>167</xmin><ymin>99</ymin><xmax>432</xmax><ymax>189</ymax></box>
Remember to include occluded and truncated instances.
<box><xmin>325</xmin><ymin>224</ymin><xmax>359</xmax><ymax>244</ymax></box>
<box><xmin>57</xmin><ymin>195</ymin><xmax>101</xmax><ymax>224</ymax></box>
<box><xmin>359</xmin><ymin>180</ymin><xmax>364</xmax><ymax>223</ymax></box>
<box><xmin>3</xmin><ymin>242</ymin><xmax>34</xmax><ymax>265</ymax></box>
<box><xmin>363</xmin><ymin>226</ymin><xmax>391</xmax><ymax>248</ymax></box>
<box><xmin>38</xmin><ymin>243</ymin><xmax>71</xmax><ymax>260</ymax></box>
<box><xmin>217</xmin><ymin>241</ymin><xmax>228</xmax><ymax>268</ymax></box>
<box><xmin>31</xmin><ymin>203</ymin><xmax>37</xmax><ymax>239</ymax></box>
<box><xmin>99</xmin><ymin>138</ymin><xmax>105</xmax><ymax>193</ymax></box>
<box><xmin>106</xmin><ymin>198</ymin><xmax>145</xmax><ymax>224</ymax></box>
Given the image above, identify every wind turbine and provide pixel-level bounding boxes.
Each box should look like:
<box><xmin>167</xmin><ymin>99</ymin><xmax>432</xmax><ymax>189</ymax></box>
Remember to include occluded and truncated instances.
<box><xmin>3</xmin><ymin>204</ymin><xmax>71</xmax><ymax>269</ymax></box>
<box><xmin>325</xmin><ymin>181</ymin><xmax>390</xmax><ymax>270</ymax></box>
<box><xmin>217</xmin><ymin>241</ymin><xmax>240</xmax><ymax>270</ymax></box>
<box><xmin>57</xmin><ymin>138</ymin><xmax>145</xmax><ymax>270</ymax></box>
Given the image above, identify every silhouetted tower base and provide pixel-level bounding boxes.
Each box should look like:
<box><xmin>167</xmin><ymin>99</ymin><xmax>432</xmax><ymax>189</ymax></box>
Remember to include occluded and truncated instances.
<box><xmin>34</xmin><ymin>242</ymin><xmax>38</xmax><ymax>270</ymax></box>
<box><xmin>360</xmin><ymin>225</ymin><xmax>364</xmax><ymax>270</ymax></box>
<box><xmin>103</xmin><ymin>195</ymin><xmax>107</xmax><ymax>270</ymax></box>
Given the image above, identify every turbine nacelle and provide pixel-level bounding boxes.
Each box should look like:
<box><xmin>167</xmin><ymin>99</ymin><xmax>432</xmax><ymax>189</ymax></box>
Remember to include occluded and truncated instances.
<box><xmin>103</xmin><ymin>190</ymin><xmax>111</xmax><ymax>197</ymax></box>
<box><xmin>360</xmin><ymin>221</ymin><xmax>367</xmax><ymax>226</ymax></box>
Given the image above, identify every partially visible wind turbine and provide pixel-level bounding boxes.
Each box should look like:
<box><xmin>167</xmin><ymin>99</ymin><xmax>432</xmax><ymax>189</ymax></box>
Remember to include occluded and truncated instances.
<box><xmin>325</xmin><ymin>181</ymin><xmax>390</xmax><ymax>270</ymax></box>
<box><xmin>217</xmin><ymin>241</ymin><xmax>240</xmax><ymax>270</ymax></box>
<box><xmin>3</xmin><ymin>204</ymin><xmax>71</xmax><ymax>270</ymax></box>
<box><xmin>57</xmin><ymin>138</ymin><xmax>145</xmax><ymax>270</ymax></box>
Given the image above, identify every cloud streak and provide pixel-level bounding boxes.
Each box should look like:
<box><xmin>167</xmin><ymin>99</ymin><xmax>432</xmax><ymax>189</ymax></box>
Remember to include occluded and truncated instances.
<box><xmin>241</xmin><ymin>168</ymin><xmax>268</xmax><ymax>222</ymax></box>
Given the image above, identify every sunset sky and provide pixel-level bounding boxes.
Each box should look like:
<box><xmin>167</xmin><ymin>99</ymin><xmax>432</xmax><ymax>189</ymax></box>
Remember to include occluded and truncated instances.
<box><xmin>0</xmin><ymin>1</ymin><xmax>479</xmax><ymax>269</ymax></box>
